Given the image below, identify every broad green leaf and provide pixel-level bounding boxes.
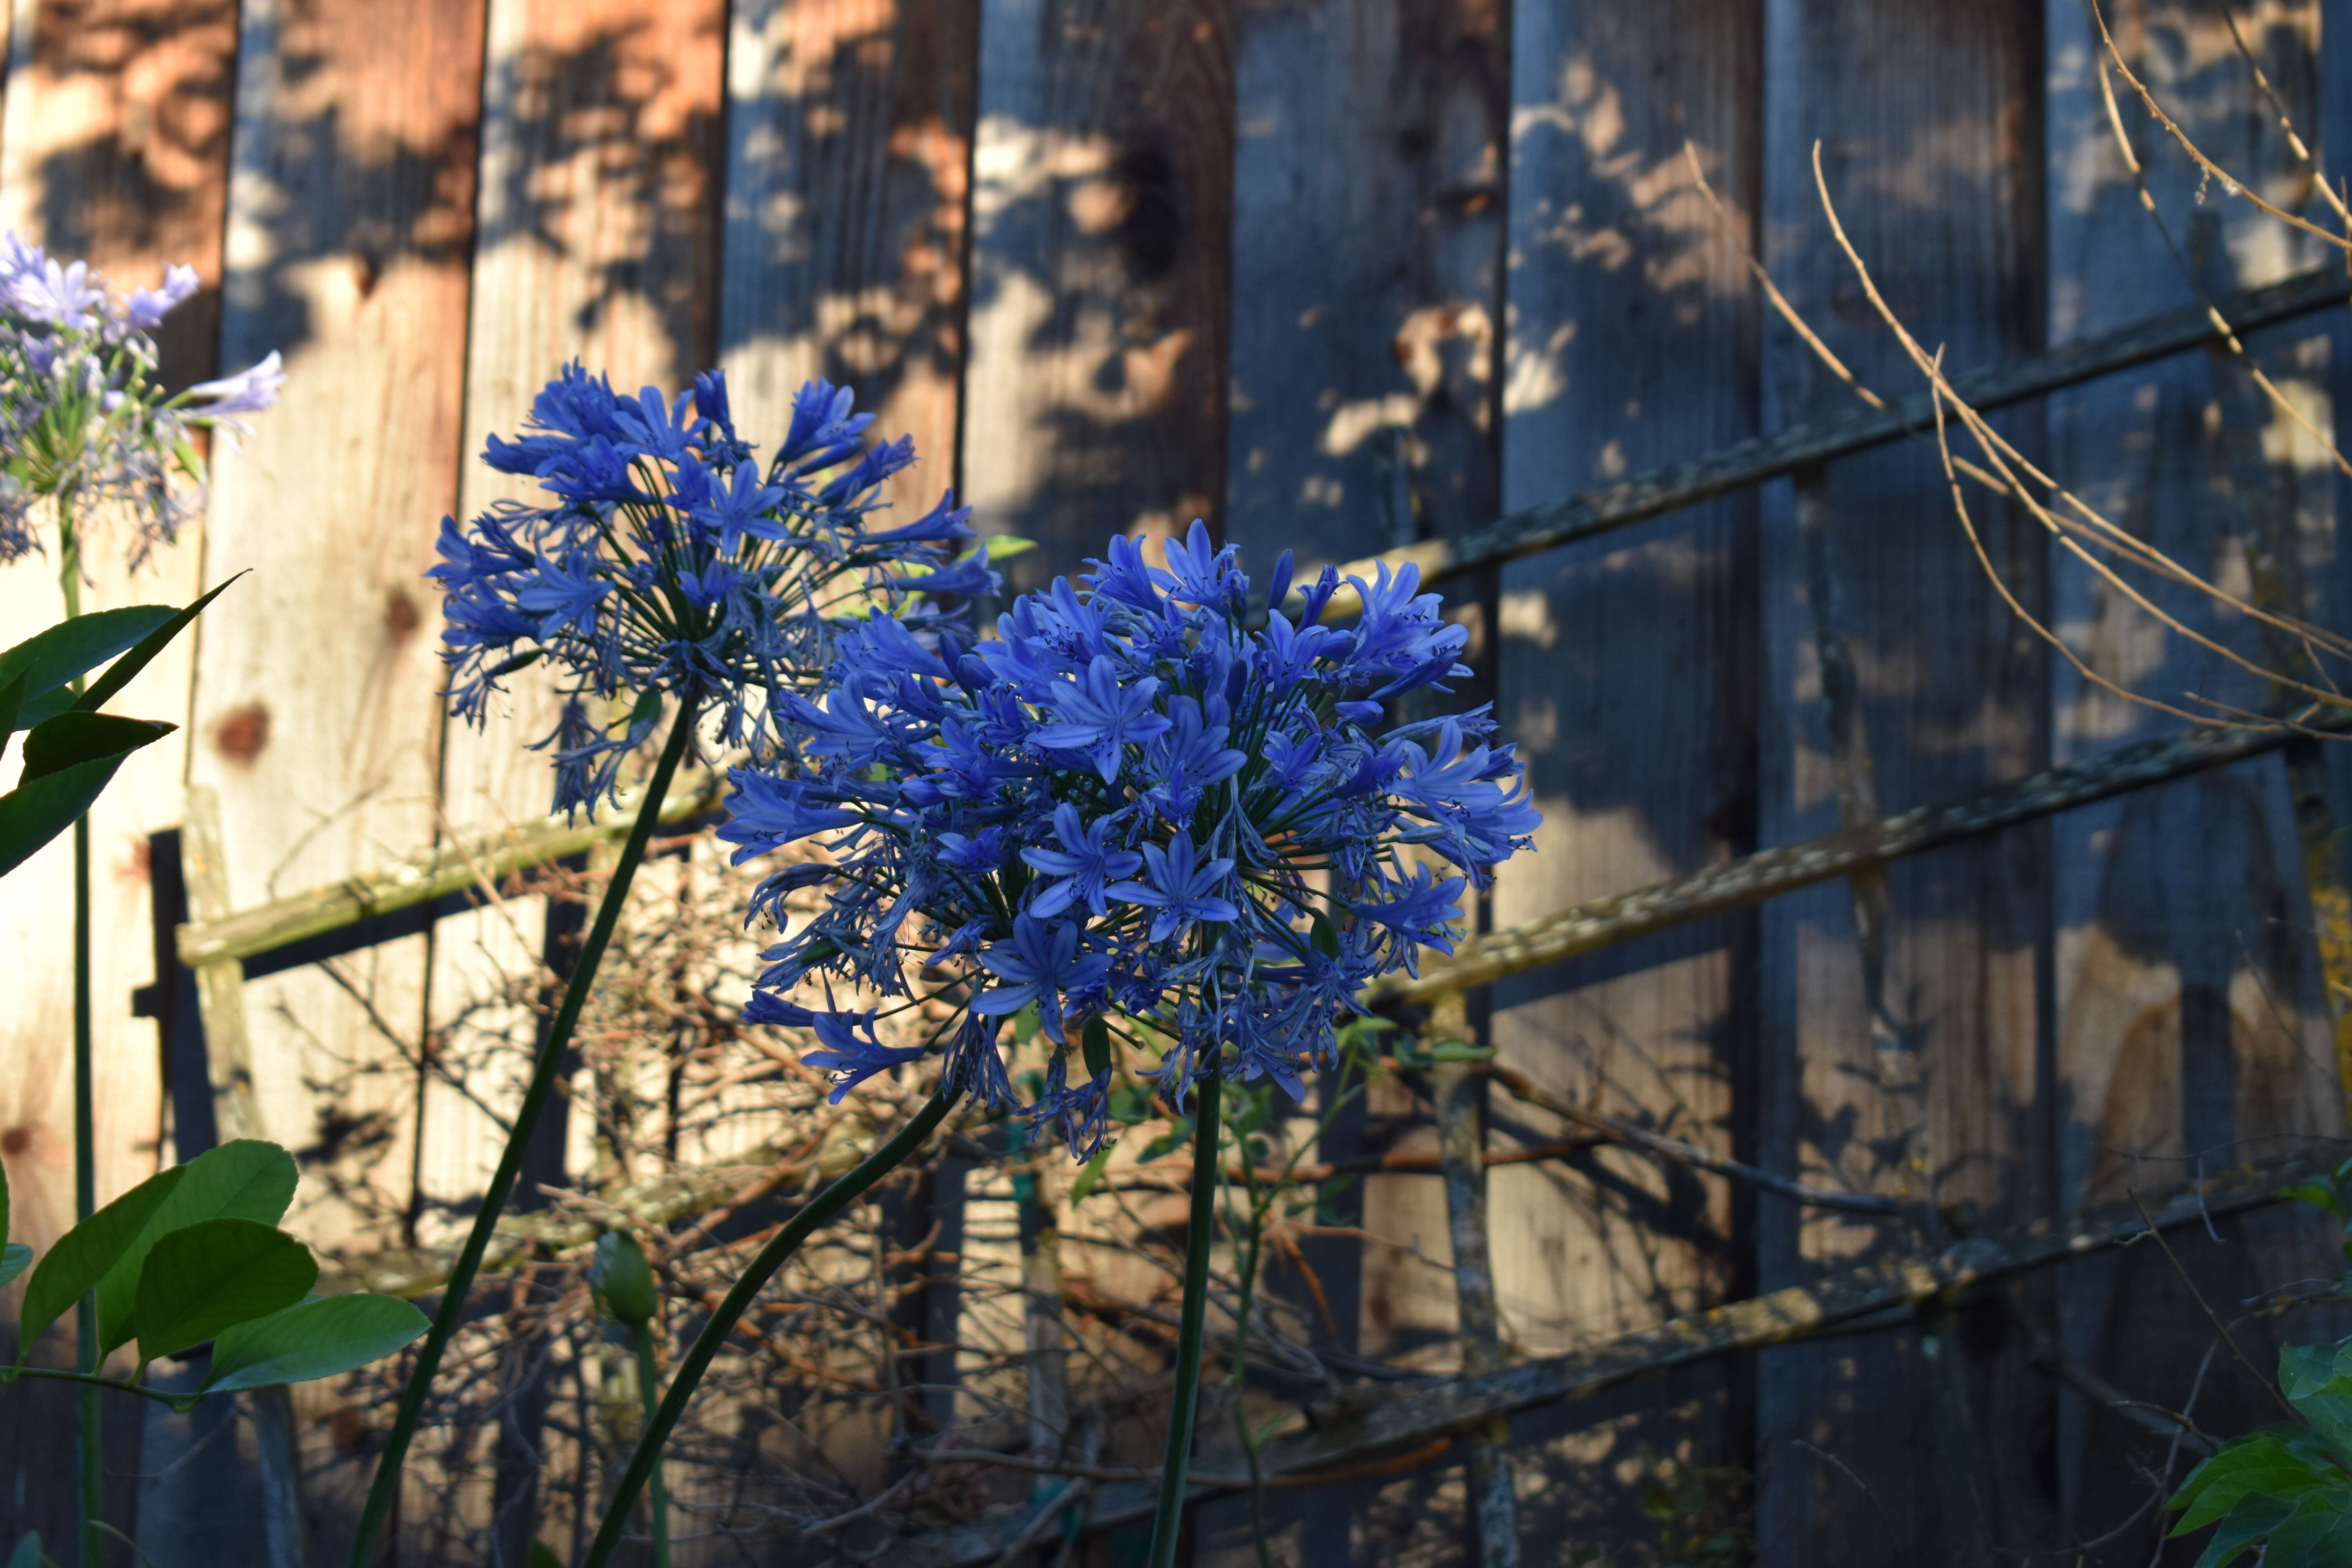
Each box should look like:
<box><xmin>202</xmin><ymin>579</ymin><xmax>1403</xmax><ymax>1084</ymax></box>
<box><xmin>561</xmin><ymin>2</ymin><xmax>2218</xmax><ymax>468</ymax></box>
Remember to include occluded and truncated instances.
<box><xmin>0</xmin><ymin>674</ymin><xmax>24</xmax><ymax>753</ymax></box>
<box><xmin>2283</xmin><ymin>1182</ymin><xmax>2348</xmax><ymax>1222</ymax></box>
<box><xmin>0</xmin><ymin>1245</ymin><xmax>28</xmax><ymax>1290</ymax></box>
<box><xmin>18</xmin><ymin>713</ymin><xmax>174</xmax><ymax>786</ymax></box>
<box><xmin>73</xmin><ymin>572</ymin><xmax>244</xmax><ymax>716</ymax></box>
<box><xmin>4</xmin><ymin>1532</ymin><xmax>38</xmax><ymax>1568</ymax></box>
<box><xmin>0</xmin><ymin>607</ymin><xmax>174</xmax><ymax>729</ymax></box>
<box><xmin>2255</xmin><ymin>1487</ymin><xmax>2352</xmax><ymax>1567</ymax></box>
<box><xmin>131</xmin><ymin>1218</ymin><xmax>315</xmax><ymax>1360</ymax></box>
<box><xmin>529</xmin><ymin>1542</ymin><xmax>564</xmax><ymax>1568</ymax></box>
<box><xmin>0</xmin><ymin>753</ymin><xmax>137</xmax><ymax>878</ymax></box>
<box><xmin>2174</xmin><ymin>1435</ymin><xmax>2341</xmax><ymax>1535</ymax></box>
<box><xmin>1069</xmin><ymin>1147</ymin><xmax>1111</xmax><ymax>1207</ymax></box>
<box><xmin>17</xmin><ymin>1164</ymin><xmax>186</xmax><ymax>1359</ymax></box>
<box><xmin>201</xmin><ymin>1292</ymin><xmax>428</xmax><ymax>1393</ymax></box>
<box><xmin>96</xmin><ymin>1140</ymin><xmax>298</xmax><ymax>1353</ymax></box>
<box><xmin>2193</xmin><ymin>1491</ymin><xmax>2297</xmax><ymax>1568</ymax></box>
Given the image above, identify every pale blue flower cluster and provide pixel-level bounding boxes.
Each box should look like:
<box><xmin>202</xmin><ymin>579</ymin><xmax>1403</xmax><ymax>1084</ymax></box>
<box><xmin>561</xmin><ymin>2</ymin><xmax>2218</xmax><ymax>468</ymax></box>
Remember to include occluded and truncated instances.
<box><xmin>721</xmin><ymin>523</ymin><xmax>1541</xmax><ymax>1157</ymax></box>
<box><xmin>429</xmin><ymin>365</ymin><xmax>998</xmax><ymax>816</ymax></box>
<box><xmin>0</xmin><ymin>233</ymin><xmax>283</xmax><ymax>566</ymax></box>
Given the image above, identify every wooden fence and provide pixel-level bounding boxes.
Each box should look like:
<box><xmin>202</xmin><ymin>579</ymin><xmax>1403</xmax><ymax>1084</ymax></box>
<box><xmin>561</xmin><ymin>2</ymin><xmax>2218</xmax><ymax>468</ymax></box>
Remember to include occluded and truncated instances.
<box><xmin>7</xmin><ymin>0</ymin><xmax>2352</xmax><ymax>1563</ymax></box>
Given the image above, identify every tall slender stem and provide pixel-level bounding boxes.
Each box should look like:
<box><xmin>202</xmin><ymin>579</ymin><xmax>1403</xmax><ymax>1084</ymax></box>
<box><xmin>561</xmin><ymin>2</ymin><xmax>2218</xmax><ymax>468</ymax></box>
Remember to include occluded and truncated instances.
<box><xmin>632</xmin><ymin>1324</ymin><xmax>671</xmax><ymax>1568</ymax></box>
<box><xmin>345</xmin><ymin>704</ymin><xmax>699</xmax><ymax>1568</ymax></box>
<box><xmin>1147</xmin><ymin>1070</ymin><xmax>1222</xmax><ymax>1568</ymax></box>
<box><xmin>59</xmin><ymin>512</ymin><xmax>102</xmax><ymax>1568</ymax></box>
<box><xmin>582</xmin><ymin>1089</ymin><xmax>958</xmax><ymax>1568</ymax></box>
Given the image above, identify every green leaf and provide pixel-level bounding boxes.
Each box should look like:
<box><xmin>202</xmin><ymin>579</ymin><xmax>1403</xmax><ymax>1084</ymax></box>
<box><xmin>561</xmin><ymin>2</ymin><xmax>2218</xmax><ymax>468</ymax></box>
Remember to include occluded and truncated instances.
<box><xmin>4</xmin><ymin>1532</ymin><xmax>38</xmax><ymax>1568</ymax></box>
<box><xmin>17</xmin><ymin>1164</ymin><xmax>187</xmax><ymax>1360</ymax></box>
<box><xmin>18</xmin><ymin>713</ymin><xmax>174</xmax><ymax>785</ymax></box>
<box><xmin>201</xmin><ymin>1292</ymin><xmax>430</xmax><ymax>1393</ymax></box>
<box><xmin>961</xmin><ymin>535</ymin><xmax>1036</xmax><ymax>565</ymax></box>
<box><xmin>0</xmin><ymin>754</ymin><xmax>135</xmax><ymax>878</ymax></box>
<box><xmin>131</xmin><ymin>1218</ymin><xmax>316</xmax><ymax>1360</ymax></box>
<box><xmin>1069</xmin><ymin>1147</ymin><xmax>1112</xmax><ymax>1207</ymax></box>
<box><xmin>530</xmin><ymin>1544</ymin><xmax>564</xmax><ymax>1568</ymax></box>
<box><xmin>2173</xmin><ymin>1435</ymin><xmax>2340</xmax><ymax>1535</ymax></box>
<box><xmin>2283</xmin><ymin>1182</ymin><xmax>2348</xmax><ymax>1222</ymax></box>
<box><xmin>73</xmin><ymin>573</ymin><xmax>244</xmax><ymax>717</ymax></box>
<box><xmin>2192</xmin><ymin>1492</ymin><xmax>2297</xmax><ymax>1568</ymax></box>
<box><xmin>0</xmin><ymin>607</ymin><xmax>174</xmax><ymax>729</ymax></box>
<box><xmin>0</xmin><ymin>674</ymin><xmax>24</xmax><ymax>753</ymax></box>
<box><xmin>0</xmin><ymin>1245</ymin><xmax>28</xmax><ymax>1290</ymax></box>
<box><xmin>1309</xmin><ymin>909</ymin><xmax>1341</xmax><ymax>960</ymax></box>
<box><xmin>2255</xmin><ymin>1487</ymin><xmax>2352</xmax><ymax>1567</ymax></box>
<box><xmin>95</xmin><ymin>1140</ymin><xmax>298</xmax><ymax>1353</ymax></box>
<box><xmin>1082</xmin><ymin>1016</ymin><xmax>1112</xmax><ymax>1082</ymax></box>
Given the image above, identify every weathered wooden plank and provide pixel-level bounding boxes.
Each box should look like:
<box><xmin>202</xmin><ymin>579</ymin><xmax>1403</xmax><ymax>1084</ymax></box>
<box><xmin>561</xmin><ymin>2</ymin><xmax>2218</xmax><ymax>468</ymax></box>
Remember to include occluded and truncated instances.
<box><xmin>960</xmin><ymin>0</ymin><xmax>1235</xmax><ymax>592</ymax></box>
<box><xmin>1217</xmin><ymin>26</ymin><xmax>1506</xmax><ymax>1543</ymax></box>
<box><xmin>719</xmin><ymin>0</ymin><xmax>976</xmax><ymax>515</ymax></box>
<box><xmin>0</xmin><ymin>4</ymin><xmax>240</xmax><ymax>1553</ymax></box>
<box><xmin>1754</xmin><ymin>3</ymin><xmax>2049</xmax><ymax>1562</ymax></box>
<box><xmin>0</xmin><ymin>0</ymin><xmax>238</xmax><ymax>1246</ymax></box>
<box><xmin>434</xmin><ymin>4</ymin><xmax>724</xmax><ymax>1552</ymax></box>
<box><xmin>192</xmin><ymin>0</ymin><xmax>487</xmax><ymax>1284</ymax></box>
<box><xmin>1490</xmin><ymin>0</ymin><xmax>1760</xmax><ymax>1388</ymax></box>
<box><xmin>2043</xmin><ymin>0</ymin><xmax>2350</xmax><ymax>1549</ymax></box>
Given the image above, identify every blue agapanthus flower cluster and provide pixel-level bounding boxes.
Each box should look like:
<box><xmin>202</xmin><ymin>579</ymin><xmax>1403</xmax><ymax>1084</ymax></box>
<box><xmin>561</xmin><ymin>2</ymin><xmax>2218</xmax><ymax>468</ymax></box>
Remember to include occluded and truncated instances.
<box><xmin>0</xmin><ymin>232</ymin><xmax>283</xmax><ymax>566</ymax></box>
<box><xmin>429</xmin><ymin>364</ymin><xmax>1000</xmax><ymax>816</ymax></box>
<box><xmin>721</xmin><ymin>521</ymin><xmax>1541</xmax><ymax>1158</ymax></box>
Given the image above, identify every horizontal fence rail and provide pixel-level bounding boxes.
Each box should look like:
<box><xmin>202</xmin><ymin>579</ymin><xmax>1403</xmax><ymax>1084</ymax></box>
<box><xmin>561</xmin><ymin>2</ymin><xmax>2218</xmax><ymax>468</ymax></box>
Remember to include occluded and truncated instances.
<box><xmin>1325</xmin><ymin>263</ymin><xmax>2347</xmax><ymax>601</ymax></box>
<box><xmin>174</xmin><ymin>770</ymin><xmax>724</xmax><ymax>969</ymax></box>
<box><xmin>1374</xmin><ymin>707</ymin><xmax>2352</xmax><ymax>1007</ymax></box>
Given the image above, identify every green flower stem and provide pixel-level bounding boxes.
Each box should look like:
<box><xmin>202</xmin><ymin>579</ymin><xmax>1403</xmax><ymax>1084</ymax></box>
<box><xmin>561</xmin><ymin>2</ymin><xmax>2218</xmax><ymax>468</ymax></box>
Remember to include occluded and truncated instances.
<box><xmin>1147</xmin><ymin>1070</ymin><xmax>1223</xmax><ymax>1568</ymax></box>
<box><xmin>1</xmin><ymin>1365</ymin><xmax>201</xmax><ymax>1412</ymax></box>
<box><xmin>582</xmin><ymin>1088</ymin><xmax>959</xmax><ymax>1568</ymax></box>
<box><xmin>346</xmin><ymin>704</ymin><xmax>699</xmax><ymax>1568</ymax></box>
<box><xmin>632</xmin><ymin>1323</ymin><xmax>671</xmax><ymax>1568</ymax></box>
<box><xmin>58</xmin><ymin>512</ymin><xmax>102</xmax><ymax>1568</ymax></box>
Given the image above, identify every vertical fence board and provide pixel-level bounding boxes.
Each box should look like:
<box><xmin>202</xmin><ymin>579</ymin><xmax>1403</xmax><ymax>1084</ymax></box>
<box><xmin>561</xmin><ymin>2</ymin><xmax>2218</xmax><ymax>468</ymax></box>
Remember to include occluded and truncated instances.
<box><xmin>719</xmin><ymin>0</ymin><xmax>976</xmax><ymax>515</ymax></box>
<box><xmin>1755</xmin><ymin>1</ymin><xmax>2048</xmax><ymax>1562</ymax></box>
<box><xmin>2042</xmin><ymin>0</ymin><xmax>2349</xmax><ymax>1550</ymax></box>
<box><xmin>960</xmin><ymin>0</ymin><xmax>1235</xmax><ymax>590</ymax></box>
<box><xmin>191</xmin><ymin>0</ymin><xmax>486</xmax><ymax>1327</ymax></box>
<box><xmin>0</xmin><ymin>3</ymin><xmax>238</xmax><ymax>1550</ymax></box>
<box><xmin>1490</xmin><ymin>0</ymin><xmax>1761</xmax><ymax>1555</ymax></box>
<box><xmin>1217</xmin><ymin>1</ymin><xmax>1506</xmax><ymax>1560</ymax></box>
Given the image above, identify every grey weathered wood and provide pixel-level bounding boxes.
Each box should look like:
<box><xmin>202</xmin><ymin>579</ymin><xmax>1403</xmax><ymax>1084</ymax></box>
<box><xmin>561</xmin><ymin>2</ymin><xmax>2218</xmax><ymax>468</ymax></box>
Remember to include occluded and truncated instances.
<box><xmin>1312</xmin><ymin>261</ymin><xmax>2349</xmax><ymax>602</ymax></box>
<box><xmin>960</xmin><ymin>0</ymin><xmax>1235</xmax><ymax>592</ymax></box>
<box><xmin>1490</xmin><ymin>17</ymin><xmax>1761</xmax><ymax>1477</ymax></box>
<box><xmin>1755</xmin><ymin>5</ymin><xmax>2049</xmax><ymax>1563</ymax></box>
<box><xmin>2043</xmin><ymin>1</ymin><xmax>2349</xmax><ymax>1547</ymax></box>
<box><xmin>1432</xmin><ymin>1045</ymin><xmax>1515</xmax><ymax>1568</ymax></box>
<box><xmin>178</xmin><ymin>784</ymin><xmax>304</xmax><ymax>1568</ymax></box>
<box><xmin>897</xmin><ymin>1151</ymin><xmax>2334</xmax><ymax>1566</ymax></box>
<box><xmin>719</xmin><ymin>0</ymin><xmax>976</xmax><ymax>514</ymax></box>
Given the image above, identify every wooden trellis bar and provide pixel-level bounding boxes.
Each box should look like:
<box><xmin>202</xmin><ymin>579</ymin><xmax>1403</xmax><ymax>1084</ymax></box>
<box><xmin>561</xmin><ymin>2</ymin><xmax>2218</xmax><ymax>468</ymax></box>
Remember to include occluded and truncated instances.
<box><xmin>1325</xmin><ymin>262</ymin><xmax>2348</xmax><ymax>599</ymax></box>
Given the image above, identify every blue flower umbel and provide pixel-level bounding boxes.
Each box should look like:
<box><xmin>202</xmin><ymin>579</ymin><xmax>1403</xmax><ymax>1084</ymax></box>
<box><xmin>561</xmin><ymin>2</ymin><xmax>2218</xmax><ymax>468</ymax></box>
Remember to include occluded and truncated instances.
<box><xmin>0</xmin><ymin>233</ymin><xmax>283</xmax><ymax>568</ymax></box>
<box><xmin>722</xmin><ymin>521</ymin><xmax>1541</xmax><ymax>1157</ymax></box>
<box><xmin>428</xmin><ymin>367</ymin><xmax>1000</xmax><ymax>816</ymax></box>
